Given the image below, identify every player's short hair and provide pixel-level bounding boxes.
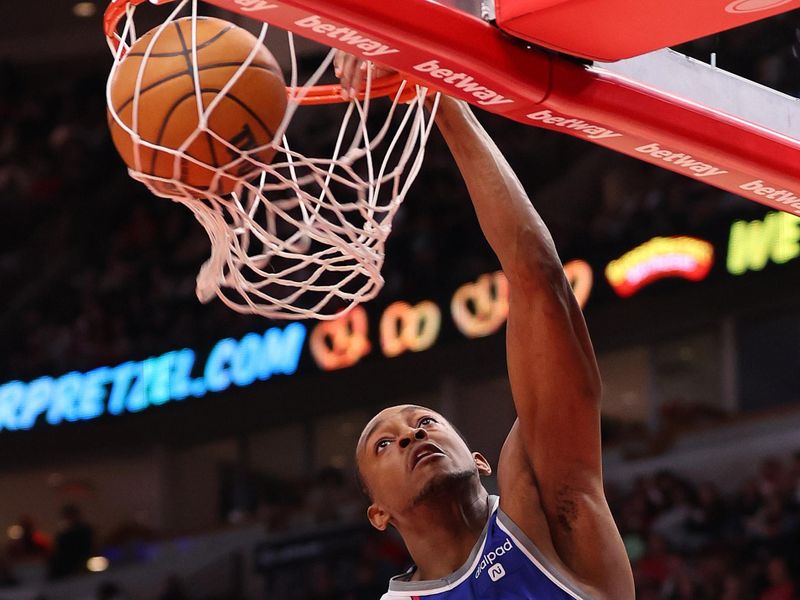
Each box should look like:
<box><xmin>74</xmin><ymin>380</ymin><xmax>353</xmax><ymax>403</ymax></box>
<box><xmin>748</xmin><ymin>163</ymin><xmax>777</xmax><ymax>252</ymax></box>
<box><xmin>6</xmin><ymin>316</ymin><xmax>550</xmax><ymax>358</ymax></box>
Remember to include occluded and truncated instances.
<box><xmin>353</xmin><ymin>413</ymin><xmax>471</xmax><ymax>502</ymax></box>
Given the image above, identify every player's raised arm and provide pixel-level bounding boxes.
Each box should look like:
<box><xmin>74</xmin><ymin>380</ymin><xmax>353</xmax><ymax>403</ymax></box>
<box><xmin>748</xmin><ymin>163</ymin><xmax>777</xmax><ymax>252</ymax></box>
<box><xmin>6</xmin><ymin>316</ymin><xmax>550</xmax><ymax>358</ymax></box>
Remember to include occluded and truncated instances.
<box><xmin>434</xmin><ymin>96</ymin><xmax>634</xmax><ymax>599</ymax></box>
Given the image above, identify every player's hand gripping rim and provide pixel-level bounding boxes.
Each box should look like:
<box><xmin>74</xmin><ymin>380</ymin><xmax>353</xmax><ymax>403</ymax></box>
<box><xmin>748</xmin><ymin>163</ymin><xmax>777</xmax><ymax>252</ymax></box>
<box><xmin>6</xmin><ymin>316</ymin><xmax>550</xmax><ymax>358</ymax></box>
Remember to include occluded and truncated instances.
<box><xmin>334</xmin><ymin>51</ymin><xmax>398</xmax><ymax>100</ymax></box>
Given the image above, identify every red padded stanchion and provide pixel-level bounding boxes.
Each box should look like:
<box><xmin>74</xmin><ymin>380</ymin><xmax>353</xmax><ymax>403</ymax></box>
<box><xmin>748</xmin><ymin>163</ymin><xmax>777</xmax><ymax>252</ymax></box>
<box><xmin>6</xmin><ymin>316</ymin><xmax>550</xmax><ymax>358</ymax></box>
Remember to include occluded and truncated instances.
<box><xmin>495</xmin><ymin>0</ymin><xmax>800</xmax><ymax>61</ymax></box>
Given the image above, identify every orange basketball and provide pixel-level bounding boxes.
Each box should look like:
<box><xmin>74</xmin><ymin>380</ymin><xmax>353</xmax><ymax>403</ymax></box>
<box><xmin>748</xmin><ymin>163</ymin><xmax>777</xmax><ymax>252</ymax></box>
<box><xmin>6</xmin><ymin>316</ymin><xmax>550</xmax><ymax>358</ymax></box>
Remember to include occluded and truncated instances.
<box><xmin>108</xmin><ymin>17</ymin><xmax>287</xmax><ymax>195</ymax></box>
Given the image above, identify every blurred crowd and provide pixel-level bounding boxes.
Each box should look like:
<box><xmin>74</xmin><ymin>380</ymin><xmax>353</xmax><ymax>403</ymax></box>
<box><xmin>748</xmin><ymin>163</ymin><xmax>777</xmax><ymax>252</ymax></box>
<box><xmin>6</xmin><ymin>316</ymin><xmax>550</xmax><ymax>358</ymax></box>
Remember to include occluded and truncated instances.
<box><xmin>613</xmin><ymin>452</ymin><xmax>800</xmax><ymax>600</ymax></box>
<box><xmin>0</xmin><ymin>63</ymin><xmax>250</xmax><ymax>381</ymax></box>
<box><xmin>0</xmin><ymin>465</ymin><xmax>393</xmax><ymax>600</ymax></box>
<box><xmin>1</xmin><ymin>14</ymin><xmax>799</xmax><ymax>380</ymax></box>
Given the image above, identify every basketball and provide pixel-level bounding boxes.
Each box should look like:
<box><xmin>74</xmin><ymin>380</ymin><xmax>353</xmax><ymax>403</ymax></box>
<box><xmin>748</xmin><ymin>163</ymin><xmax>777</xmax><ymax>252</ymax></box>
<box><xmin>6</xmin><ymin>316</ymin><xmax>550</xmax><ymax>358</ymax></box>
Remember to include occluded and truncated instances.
<box><xmin>107</xmin><ymin>17</ymin><xmax>287</xmax><ymax>195</ymax></box>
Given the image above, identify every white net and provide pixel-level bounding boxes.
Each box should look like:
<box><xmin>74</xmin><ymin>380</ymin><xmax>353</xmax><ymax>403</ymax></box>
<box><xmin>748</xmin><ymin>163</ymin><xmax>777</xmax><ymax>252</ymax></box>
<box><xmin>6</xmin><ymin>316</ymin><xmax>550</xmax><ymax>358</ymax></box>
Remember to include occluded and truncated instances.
<box><xmin>105</xmin><ymin>0</ymin><xmax>438</xmax><ymax>320</ymax></box>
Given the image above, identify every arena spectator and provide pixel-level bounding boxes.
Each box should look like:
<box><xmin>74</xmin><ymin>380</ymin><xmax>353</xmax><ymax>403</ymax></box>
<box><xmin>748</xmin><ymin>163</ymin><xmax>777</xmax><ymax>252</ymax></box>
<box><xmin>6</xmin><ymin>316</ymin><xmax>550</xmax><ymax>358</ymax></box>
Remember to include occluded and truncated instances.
<box><xmin>303</xmin><ymin>466</ymin><xmax>363</xmax><ymax>526</ymax></box>
<box><xmin>49</xmin><ymin>505</ymin><xmax>94</xmax><ymax>580</ymax></box>
<box><xmin>157</xmin><ymin>575</ymin><xmax>191</xmax><ymax>600</ymax></box>
<box><xmin>759</xmin><ymin>556</ymin><xmax>796</xmax><ymax>600</ymax></box>
<box><xmin>636</xmin><ymin>533</ymin><xmax>679</xmax><ymax>590</ymax></box>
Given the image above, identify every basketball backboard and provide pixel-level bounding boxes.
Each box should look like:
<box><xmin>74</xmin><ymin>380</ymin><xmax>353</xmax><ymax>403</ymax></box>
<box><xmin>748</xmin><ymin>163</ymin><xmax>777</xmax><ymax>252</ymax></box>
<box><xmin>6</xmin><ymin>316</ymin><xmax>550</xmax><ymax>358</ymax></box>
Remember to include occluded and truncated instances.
<box><xmin>495</xmin><ymin>0</ymin><xmax>800</xmax><ymax>61</ymax></box>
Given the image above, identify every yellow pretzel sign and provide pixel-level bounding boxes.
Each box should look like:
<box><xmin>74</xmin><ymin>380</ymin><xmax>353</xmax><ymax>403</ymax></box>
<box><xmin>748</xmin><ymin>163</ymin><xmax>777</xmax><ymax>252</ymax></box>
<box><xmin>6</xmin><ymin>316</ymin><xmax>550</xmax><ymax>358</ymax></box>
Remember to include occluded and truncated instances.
<box><xmin>451</xmin><ymin>262</ymin><xmax>594</xmax><ymax>338</ymax></box>
<box><xmin>380</xmin><ymin>301</ymin><xmax>442</xmax><ymax>358</ymax></box>
<box><xmin>309</xmin><ymin>307</ymin><xmax>371</xmax><ymax>371</ymax></box>
<box><xmin>451</xmin><ymin>271</ymin><xmax>510</xmax><ymax>339</ymax></box>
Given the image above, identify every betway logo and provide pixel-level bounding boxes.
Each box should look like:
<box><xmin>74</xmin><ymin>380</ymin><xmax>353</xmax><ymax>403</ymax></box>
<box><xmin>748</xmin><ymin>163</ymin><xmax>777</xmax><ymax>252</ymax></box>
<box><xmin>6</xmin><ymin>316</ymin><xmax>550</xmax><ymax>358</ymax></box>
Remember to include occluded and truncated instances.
<box><xmin>474</xmin><ymin>538</ymin><xmax>513</xmax><ymax>579</ymax></box>
<box><xmin>636</xmin><ymin>143</ymin><xmax>728</xmax><ymax>178</ymax></box>
<box><xmin>726</xmin><ymin>0</ymin><xmax>792</xmax><ymax>13</ymax></box>
<box><xmin>295</xmin><ymin>15</ymin><xmax>399</xmax><ymax>58</ymax></box>
<box><xmin>740</xmin><ymin>180</ymin><xmax>800</xmax><ymax>213</ymax></box>
<box><xmin>527</xmin><ymin>110</ymin><xmax>622</xmax><ymax>141</ymax></box>
<box><xmin>233</xmin><ymin>0</ymin><xmax>277</xmax><ymax>12</ymax></box>
<box><xmin>413</xmin><ymin>60</ymin><xmax>513</xmax><ymax>106</ymax></box>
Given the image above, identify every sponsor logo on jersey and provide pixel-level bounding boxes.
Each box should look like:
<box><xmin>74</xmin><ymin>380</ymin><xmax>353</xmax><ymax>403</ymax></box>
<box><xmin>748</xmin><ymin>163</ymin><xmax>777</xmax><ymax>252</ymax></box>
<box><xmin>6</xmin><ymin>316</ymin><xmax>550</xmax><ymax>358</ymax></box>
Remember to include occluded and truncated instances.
<box><xmin>474</xmin><ymin>538</ymin><xmax>513</xmax><ymax>579</ymax></box>
<box><xmin>488</xmin><ymin>563</ymin><xmax>506</xmax><ymax>582</ymax></box>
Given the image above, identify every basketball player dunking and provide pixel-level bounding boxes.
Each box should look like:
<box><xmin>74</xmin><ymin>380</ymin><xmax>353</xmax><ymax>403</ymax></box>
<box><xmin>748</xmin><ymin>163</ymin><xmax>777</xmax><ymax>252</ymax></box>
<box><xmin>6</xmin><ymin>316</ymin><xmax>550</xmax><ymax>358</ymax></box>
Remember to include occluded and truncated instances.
<box><xmin>338</xmin><ymin>55</ymin><xmax>635</xmax><ymax>600</ymax></box>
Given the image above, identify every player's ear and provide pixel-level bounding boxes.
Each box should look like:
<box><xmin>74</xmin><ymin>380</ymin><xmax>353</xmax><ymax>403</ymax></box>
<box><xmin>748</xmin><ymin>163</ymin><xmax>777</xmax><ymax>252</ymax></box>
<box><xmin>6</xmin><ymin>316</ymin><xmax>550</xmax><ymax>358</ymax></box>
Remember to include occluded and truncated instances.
<box><xmin>367</xmin><ymin>503</ymin><xmax>391</xmax><ymax>531</ymax></box>
<box><xmin>473</xmin><ymin>452</ymin><xmax>492</xmax><ymax>476</ymax></box>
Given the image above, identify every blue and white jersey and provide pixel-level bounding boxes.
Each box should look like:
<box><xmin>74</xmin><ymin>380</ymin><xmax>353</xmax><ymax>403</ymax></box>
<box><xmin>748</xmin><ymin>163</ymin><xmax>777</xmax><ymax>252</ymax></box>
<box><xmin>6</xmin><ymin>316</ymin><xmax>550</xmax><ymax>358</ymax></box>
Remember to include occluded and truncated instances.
<box><xmin>380</xmin><ymin>497</ymin><xmax>590</xmax><ymax>600</ymax></box>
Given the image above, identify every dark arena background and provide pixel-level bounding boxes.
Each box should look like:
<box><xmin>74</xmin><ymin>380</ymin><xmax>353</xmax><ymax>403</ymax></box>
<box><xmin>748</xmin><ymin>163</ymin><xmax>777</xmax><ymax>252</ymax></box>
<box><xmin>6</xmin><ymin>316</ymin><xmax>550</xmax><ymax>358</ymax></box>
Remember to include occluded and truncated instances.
<box><xmin>1</xmin><ymin>2</ymin><xmax>800</xmax><ymax>599</ymax></box>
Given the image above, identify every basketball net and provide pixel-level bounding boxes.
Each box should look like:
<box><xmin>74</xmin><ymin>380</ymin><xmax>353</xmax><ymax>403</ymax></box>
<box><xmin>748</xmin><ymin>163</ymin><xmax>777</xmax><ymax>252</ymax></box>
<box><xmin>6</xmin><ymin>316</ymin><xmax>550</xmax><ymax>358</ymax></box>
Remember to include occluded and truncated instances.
<box><xmin>105</xmin><ymin>0</ymin><xmax>438</xmax><ymax>320</ymax></box>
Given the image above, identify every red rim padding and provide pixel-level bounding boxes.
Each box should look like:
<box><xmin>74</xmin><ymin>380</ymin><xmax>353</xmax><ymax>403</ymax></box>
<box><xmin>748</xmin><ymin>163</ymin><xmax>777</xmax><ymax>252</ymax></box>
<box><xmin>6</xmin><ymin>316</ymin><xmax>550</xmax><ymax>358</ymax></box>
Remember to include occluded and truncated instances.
<box><xmin>104</xmin><ymin>0</ymin><xmax>418</xmax><ymax>105</ymax></box>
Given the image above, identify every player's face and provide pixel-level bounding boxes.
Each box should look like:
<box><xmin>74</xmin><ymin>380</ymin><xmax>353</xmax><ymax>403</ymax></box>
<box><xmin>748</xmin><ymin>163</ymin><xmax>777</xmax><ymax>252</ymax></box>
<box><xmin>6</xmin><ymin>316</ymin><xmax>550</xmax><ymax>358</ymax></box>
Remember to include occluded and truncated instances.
<box><xmin>357</xmin><ymin>405</ymin><xmax>489</xmax><ymax>522</ymax></box>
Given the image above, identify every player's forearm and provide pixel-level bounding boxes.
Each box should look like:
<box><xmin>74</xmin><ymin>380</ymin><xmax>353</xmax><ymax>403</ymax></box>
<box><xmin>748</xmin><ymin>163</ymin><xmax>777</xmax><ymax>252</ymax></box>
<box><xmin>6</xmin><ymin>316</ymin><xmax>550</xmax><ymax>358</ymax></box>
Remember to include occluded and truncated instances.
<box><xmin>434</xmin><ymin>97</ymin><xmax>561</xmax><ymax>281</ymax></box>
